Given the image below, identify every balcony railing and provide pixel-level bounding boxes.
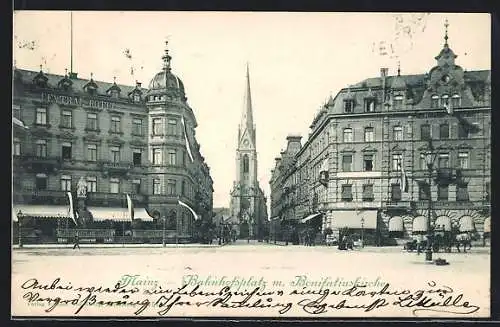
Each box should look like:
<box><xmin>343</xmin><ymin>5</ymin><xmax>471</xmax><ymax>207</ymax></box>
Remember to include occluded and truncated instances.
<box><xmin>20</xmin><ymin>155</ymin><xmax>62</xmax><ymax>172</ymax></box>
<box><xmin>86</xmin><ymin>192</ymin><xmax>146</xmax><ymax>206</ymax></box>
<box><xmin>98</xmin><ymin>160</ymin><xmax>133</xmax><ymax>174</ymax></box>
<box><xmin>13</xmin><ymin>188</ymin><xmax>68</xmax><ymax>204</ymax></box>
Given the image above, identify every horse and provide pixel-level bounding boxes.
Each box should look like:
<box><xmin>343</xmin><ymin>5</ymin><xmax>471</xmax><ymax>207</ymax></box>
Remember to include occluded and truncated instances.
<box><xmin>455</xmin><ymin>232</ymin><xmax>472</xmax><ymax>253</ymax></box>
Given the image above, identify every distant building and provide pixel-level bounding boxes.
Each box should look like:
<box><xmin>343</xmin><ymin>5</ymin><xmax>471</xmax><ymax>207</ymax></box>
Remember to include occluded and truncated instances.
<box><xmin>270</xmin><ymin>24</ymin><xmax>491</xmax><ymax>245</ymax></box>
<box><xmin>229</xmin><ymin>65</ymin><xmax>268</xmax><ymax>239</ymax></box>
<box><xmin>12</xmin><ymin>42</ymin><xmax>214</xmax><ymax>243</ymax></box>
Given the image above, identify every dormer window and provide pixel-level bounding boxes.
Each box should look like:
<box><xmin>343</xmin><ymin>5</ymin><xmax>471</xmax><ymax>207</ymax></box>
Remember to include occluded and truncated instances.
<box><xmin>344</xmin><ymin>100</ymin><xmax>354</xmax><ymax>113</ymax></box>
<box><xmin>84</xmin><ymin>74</ymin><xmax>98</xmax><ymax>95</ymax></box>
<box><xmin>451</xmin><ymin>94</ymin><xmax>461</xmax><ymax>107</ymax></box>
<box><xmin>107</xmin><ymin>78</ymin><xmax>121</xmax><ymax>98</ymax></box>
<box><xmin>134</xmin><ymin>94</ymin><xmax>141</xmax><ymax>102</ymax></box>
<box><xmin>393</xmin><ymin>95</ymin><xmax>404</xmax><ymax>109</ymax></box>
<box><xmin>364</xmin><ymin>98</ymin><xmax>376</xmax><ymax>112</ymax></box>
<box><xmin>33</xmin><ymin>69</ymin><xmax>49</xmax><ymax>89</ymax></box>
<box><xmin>431</xmin><ymin>95</ymin><xmax>439</xmax><ymax>108</ymax></box>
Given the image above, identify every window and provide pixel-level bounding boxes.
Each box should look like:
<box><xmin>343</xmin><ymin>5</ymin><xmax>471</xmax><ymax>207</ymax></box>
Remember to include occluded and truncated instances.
<box><xmin>167</xmin><ymin>119</ymin><xmax>178</xmax><ymax>136</ymax></box>
<box><xmin>182</xmin><ymin>150</ymin><xmax>186</xmax><ymax>167</ymax></box>
<box><xmin>167</xmin><ymin>179</ymin><xmax>176</xmax><ymax>195</ymax></box>
<box><xmin>153</xmin><ymin>179</ymin><xmax>161</xmax><ymax>195</ymax></box>
<box><xmin>419</xmin><ymin>182</ymin><xmax>430</xmax><ymax>201</ymax></box>
<box><xmin>420</xmin><ymin>153</ymin><xmax>427</xmax><ymax>170</ymax></box>
<box><xmin>421</xmin><ymin>124</ymin><xmax>431</xmax><ymax>140</ymax></box>
<box><xmin>365</xmin><ymin>99</ymin><xmax>375</xmax><ymax>112</ymax></box>
<box><xmin>363</xmin><ymin>154</ymin><xmax>373</xmax><ymax>171</ymax></box>
<box><xmin>133</xmin><ymin>94</ymin><xmax>141</xmax><ymax>103</ymax></box>
<box><xmin>36</xmin><ymin>108</ymin><xmax>47</xmax><ymax>125</ymax></box>
<box><xmin>364</xmin><ymin>127</ymin><xmax>374</xmax><ymax>142</ymax></box>
<box><xmin>391</xmin><ymin>184</ymin><xmax>402</xmax><ymax>201</ymax></box>
<box><xmin>62</xmin><ymin>142</ymin><xmax>72</xmax><ymax>160</ymax></box>
<box><xmin>362</xmin><ymin>184</ymin><xmax>374</xmax><ymax>201</ymax></box>
<box><xmin>87</xmin><ymin>144</ymin><xmax>97</xmax><ymax>162</ymax></box>
<box><xmin>13</xmin><ymin>138</ymin><xmax>21</xmax><ymax>156</ymax></box>
<box><xmin>343</xmin><ymin>128</ymin><xmax>353</xmax><ymax>143</ymax></box>
<box><xmin>341</xmin><ymin>184</ymin><xmax>353</xmax><ymax>202</ymax></box>
<box><xmin>458</xmin><ymin>152</ymin><xmax>469</xmax><ymax>169</ymax></box>
<box><xmin>61</xmin><ymin>110</ymin><xmax>72</xmax><ymax>128</ymax></box>
<box><xmin>438</xmin><ymin>184</ymin><xmax>448</xmax><ymax>201</ymax></box>
<box><xmin>441</xmin><ymin>94</ymin><xmax>449</xmax><ymax>108</ymax></box>
<box><xmin>181</xmin><ymin>180</ymin><xmax>186</xmax><ymax>196</ymax></box>
<box><xmin>458</xmin><ymin>123</ymin><xmax>469</xmax><ymax>139</ymax></box>
<box><xmin>167</xmin><ymin>149</ymin><xmax>177</xmax><ymax>165</ymax></box>
<box><xmin>431</xmin><ymin>95</ymin><xmax>439</xmax><ymax>108</ymax></box>
<box><xmin>485</xmin><ymin>182</ymin><xmax>490</xmax><ymax>202</ymax></box>
<box><xmin>438</xmin><ymin>153</ymin><xmax>449</xmax><ymax>168</ymax></box>
<box><xmin>344</xmin><ymin>100</ymin><xmax>354</xmax><ymax>113</ymax></box>
<box><xmin>243</xmin><ymin>154</ymin><xmax>249</xmax><ymax>173</ymax></box>
<box><xmin>451</xmin><ymin>94</ymin><xmax>461</xmax><ymax>107</ymax></box>
<box><xmin>456</xmin><ymin>183</ymin><xmax>469</xmax><ymax>202</ymax></box>
<box><xmin>36</xmin><ymin>139</ymin><xmax>47</xmax><ymax>158</ymax></box>
<box><xmin>35</xmin><ymin>173</ymin><xmax>47</xmax><ymax>190</ymax></box>
<box><xmin>86</xmin><ymin>176</ymin><xmax>97</xmax><ymax>193</ymax></box>
<box><xmin>132</xmin><ymin>118</ymin><xmax>143</xmax><ymax>136</ymax></box>
<box><xmin>393</xmin><ymin>95</ymin><xmax>403</xmax><ymax>108</ymax></box>
<box><xmin>133</xmin><ymin>150</ymin><xmax>142</xmax><ymax>166</ymax></box>
<box><xmin>393</xmin><ymin>126</ymin><xmax>403</xmax><ymax>141</ymax></box>
<box><xmin>342</xmin><ymin>154</ymin><xmax>353</xmax><ymax>172</ymax></box>
<box><xmin>110</xmin><ymin>178</ymin><xmax>120</xmax><ymax>194</ymax></box>
<box><xmin>87</xmin><ymin>113</ymin><xmax>98</xmax><ymax>130</ymax></box>
<box><xmin>13</xmin><ymin>104</ymin><xmax>21</xmax><ymax>120</ymax></box>
<box><xmin>110</xmin><ymin>146</ymin><xmax>120</xmax><ymax>163</ymax></box>
<box><xmin>61</xmin><ymin>175</ymin><xmax>71</xmax><ymax>191</ymax></box>
<box><xmin>392</xmin><ymin>154</ymin><xmax>402</xmax><ymax>171</ymax></box>
<box><xmin>132</xmin><ymin>179</ymin><xmax>141</xmax><ymax>194</ymax></box>
<box><xmin>111</xmin><ymin>116</ymin><xmax>121</xmax><ymax>133</ymax></box>
<box><xmin>152</xmin><ymin>148</ymin><xmax>162</xmax><ymax>165</ymax></box>
<box><xmin>153</xmin><ymin>118</ymin><xmax>163</xmax><ymax>135</ymax></box>
<box><xmin>439</xmin><ymin>123</ymin><xmax>449</xmax><ymax>139</ymax></box>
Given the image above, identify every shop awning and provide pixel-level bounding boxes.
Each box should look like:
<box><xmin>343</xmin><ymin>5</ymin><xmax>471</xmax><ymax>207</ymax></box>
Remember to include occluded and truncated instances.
<box><xmin>87</xmin><ymin>207</ymin><xmax>129</xmax><ymax>222</ymax></box>
<box><xmin>331</xmin><ymin>210</ymin><xmax>377</xmax><ymax>229</ymax></box>
<box><xmin>412</xmin><ymin>216</ymin><xmax>428</xmax><ymax>232</ymax></box>
<box><xmin>388</xmin><ymin>216</ymin><xmax>404</xmax><ymax>232</ymax></box>
<box><xmin>484</xmin><ymin>217</ymin><xmax>491</xmax><ymax>233</ymax></box>
<box><xmin>300</xmin><ymin>213</ymin><xmax>323</xmax><ymax>224</ymax></box>
<box><xmin>12</xmin><ymin>204</ymin><xmax>70</xmax><ymax>221</ymax></box>
<box><xmin>133</xmin><ymin>208</ymin><xmax>153</xmax><ymax>222</ymax></box>
<box><xmin>459</xmin><ymin>215</ymin><xmax>475</xmax><ymax>232</ymax></box>
<box><xmin>434</xmin><ymin>216</ymin><xmax>452</xmax><ymax>231</ymax></box>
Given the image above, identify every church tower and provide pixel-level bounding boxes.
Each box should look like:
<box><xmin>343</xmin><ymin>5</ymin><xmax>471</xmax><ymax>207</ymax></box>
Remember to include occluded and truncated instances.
<box><xmin>230</xmin><ymin>64</ymin><xmax>267</xmax><ymax>240</ymax></box>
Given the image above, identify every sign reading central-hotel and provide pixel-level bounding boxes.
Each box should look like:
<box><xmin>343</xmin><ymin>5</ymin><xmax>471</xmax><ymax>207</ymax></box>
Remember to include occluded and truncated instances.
<box><xmin>41</xmin><ymin>93</ymin><xmax>115</xmax><ymax>110</ymax></box>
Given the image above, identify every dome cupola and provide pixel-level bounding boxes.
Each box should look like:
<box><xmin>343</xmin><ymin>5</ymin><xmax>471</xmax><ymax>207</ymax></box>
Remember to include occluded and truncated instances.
<box><xmin>148</xmin><ymin>41</ymin><xmax>186</xmax><ymax>99</ymax></box>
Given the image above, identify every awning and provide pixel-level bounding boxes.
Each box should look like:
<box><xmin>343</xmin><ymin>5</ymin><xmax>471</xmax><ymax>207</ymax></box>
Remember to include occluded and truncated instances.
<box><xmin>459</xmin><ymin>215</ymin><xmax>475</xmax><ymax>232</ymax></box>
<box><xmin>412</xmin><ymin>216</ymin><xmax>428</xmax><ymax>232</ymax></box>
<box><xmin>301</xmin><ymin>213</ymin><xmax>323</xmax><ymax>224</ymax></box>
<box><xmin>87</xmin><ymin>207</ymin><xmax>129</xmax><ymax>222</ymax></box>
<box><xmin>484</xmin><ymin>217</ymin><xmax>491</xmax><ymax>233</ymax></box>
<box><xmin>133</xmin><ymin>208</ymin><xmax>153</xmax><ymax>222</ymax></box>
<box><xmin>434</xmin><ymin>216</ymin><xmax>452</xmax><ymax>231</ymax></box>
<box><xmin>12</xmin><ymin>204</ymin><xmax>70</xmax><ymax>221</ymax></box>
<box><xmin>388</xmin><ymin>216</ymin><xmax>404</xmax><ymax>232</ymax></box>
<box><xmin>331</xmin><ymin>210</ymin><xmax>377</xmax><ymax>229</ymax></box>
<box><xmin>269</xmin><ymin>216</ymin><xmax>281</xmax><ymax>221</ymax></box>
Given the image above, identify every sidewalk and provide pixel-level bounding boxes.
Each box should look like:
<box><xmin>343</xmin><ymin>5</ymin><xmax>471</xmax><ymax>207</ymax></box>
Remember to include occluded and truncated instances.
<box><xmin>12</xmin><ymin>243</ymin><xmax>224</xmax><ymax>249</ymax></box>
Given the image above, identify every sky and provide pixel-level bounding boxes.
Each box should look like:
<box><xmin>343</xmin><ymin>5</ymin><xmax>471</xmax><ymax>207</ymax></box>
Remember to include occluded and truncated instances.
<box><xmin>13</xmin><ymin>12</ymin><xmax>491</xmax><ymax>211</ymax></box>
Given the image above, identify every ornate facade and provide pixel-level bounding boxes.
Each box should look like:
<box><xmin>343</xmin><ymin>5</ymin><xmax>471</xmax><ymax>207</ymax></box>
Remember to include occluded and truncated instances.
<box><xmin>270</xmin><ymin>25</ymin><xmax>491</xmax><ymax>245</ymax></box>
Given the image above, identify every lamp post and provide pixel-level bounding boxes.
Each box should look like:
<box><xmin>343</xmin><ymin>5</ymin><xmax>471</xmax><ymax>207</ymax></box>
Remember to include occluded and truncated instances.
<box><xmin>361</xmin><ymin>216</ymin><xmax>365</xmax><ymax>248</ymax></box>
<box><xmin>17</xmin><ymin>210</ymin><xmax>23</xmax><ymax>248</ymax></box>
<box><xmin>162</xmin><ymin>215</ymin><xmax>166</xmax><ymax>247</ymax></box>
<box><xmin>424</xmin><ymin>139</ymin><xmax>437</xmax><ymax>262</ymax></box>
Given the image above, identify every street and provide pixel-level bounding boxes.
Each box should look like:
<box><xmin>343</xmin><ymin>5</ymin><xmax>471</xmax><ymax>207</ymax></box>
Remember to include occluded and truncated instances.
<box><xmin>12</xmin><ymin>242</ymin><xmax>490</xmax><ymax>318</ymax></box>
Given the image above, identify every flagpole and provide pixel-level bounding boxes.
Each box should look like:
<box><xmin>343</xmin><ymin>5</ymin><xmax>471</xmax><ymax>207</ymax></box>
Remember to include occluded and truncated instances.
<box><xmin>70</xmin><ymin>11</ymin><xmax>73</xmax><ymax>75</ymax></box>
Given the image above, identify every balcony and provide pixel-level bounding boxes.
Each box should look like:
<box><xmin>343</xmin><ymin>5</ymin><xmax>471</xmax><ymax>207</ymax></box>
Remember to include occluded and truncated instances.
<box><xmin>13</xmin><ymin>188</ymin><xmax>67</xmax><ymax>205</ymax></box>
<box><xmin>98</xmin><ymin>161</ymin><xmax>133</xmax><ymax>176</ymax></box>
<box><xmin>383</xmin><ymin>200</ymin><xmax>412</xmax><ymax>210</ymax></box>
<box><xmin>20</xmin><ymin>155</ymin><xmax>62</xmax><ymax>173</ymax></box>
<box><xmin>87</xmin><ymin>192</ymin><xmax>130</xmax><ymax>207</ymax></box>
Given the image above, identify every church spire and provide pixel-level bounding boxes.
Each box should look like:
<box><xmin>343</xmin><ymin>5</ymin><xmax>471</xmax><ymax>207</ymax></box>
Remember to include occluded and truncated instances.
<box><xmin>240</xmin><ymin>63</ymin><xmax>255</xmax><ymax>144</ymax></box>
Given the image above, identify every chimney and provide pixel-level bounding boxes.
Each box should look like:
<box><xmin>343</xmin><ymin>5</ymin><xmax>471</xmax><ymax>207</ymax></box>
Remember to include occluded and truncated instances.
<box><xmin>380</xmin><ymin>67</ymin><xmax>388</xmax><ymax>78</ymax></box>
<box><xmin>136</xmin><ymin>81</ymin><xmax>142</xmax><ymax>88</ymax></box>
<box><xmin>69</xmin><ymin>72</ymin><xmax>78</xmax><ymax>79</ymax></box>
<box><xmin>381</xmin><ymin>67</ymin><xmax>388</xmax><ymax>101</ymax></box>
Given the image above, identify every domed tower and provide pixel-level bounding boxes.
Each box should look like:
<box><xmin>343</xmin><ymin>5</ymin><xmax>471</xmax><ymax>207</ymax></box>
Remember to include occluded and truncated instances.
<box><xmin>145</xmin><ymin>41</ymin><xmax>212</xmax><ymax>241</ymax></box>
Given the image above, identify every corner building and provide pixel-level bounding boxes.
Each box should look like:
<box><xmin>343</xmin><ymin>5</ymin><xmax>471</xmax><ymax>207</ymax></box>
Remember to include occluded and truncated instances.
<box><xmin>12</xmin><ymin>43</ymin><xmax>214</xmax><ymax>243</ymax></box>
<box><xmin>270</xmin><ymin>29</ymin><xmax>490</xmax><ymax>245</ymax></box>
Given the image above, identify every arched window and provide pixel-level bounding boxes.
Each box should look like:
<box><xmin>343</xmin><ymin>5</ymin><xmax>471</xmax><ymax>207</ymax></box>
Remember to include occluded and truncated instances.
<box><xmin>452</xmin><ymin>94</ymin><xmax>461</xmax><ymax>107</ymax></box>
<box><xmin>431</xmin><ymin>94</ymin><xmax>439</xmax><ymax>108</ymax></box>
<box><xmin>393</xmin><ymin>95</ymin><xmax>404</xmax><ymax>109</ymax></box>
<box><xmin>243</xmin><ymin>154</ymin><xmax>249</xmax><ymax>173</ymax></box>
<box><xmin>168</xmin><ymin>210</ymin><xmax>177</xmax><ymax>229</ymax></box>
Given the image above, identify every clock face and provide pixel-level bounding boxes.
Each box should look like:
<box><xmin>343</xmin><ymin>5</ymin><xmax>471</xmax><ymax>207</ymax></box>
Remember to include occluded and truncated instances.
<box><xmin>243</xmin><ymin>139</ymin><xmax>249</xmax><ymax>146</ymax></box>
<box><xmin>441</xmin><ymin>75</ymin><xmax>451</xmax><ymax>84</ymax></box>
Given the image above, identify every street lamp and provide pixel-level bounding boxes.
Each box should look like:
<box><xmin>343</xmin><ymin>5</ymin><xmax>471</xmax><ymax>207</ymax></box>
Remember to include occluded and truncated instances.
<box><xmin>162</xmin><ymin>215</ymin><xmax>166</xmax><ymax>247</ymax></box>
<box><xmin>361</xmin><ymin>216</ymin><xmax>365</xmax><ymax>248</ymax></box>
<box><xmin>424</xmin><ymin>139</ymin><xmax>438</xmax><ymax>261</ymax></box>
<box><xmin>17</xmin><ymin>210</ymin><xmax>23</xmax><ymax>248</ymax></box>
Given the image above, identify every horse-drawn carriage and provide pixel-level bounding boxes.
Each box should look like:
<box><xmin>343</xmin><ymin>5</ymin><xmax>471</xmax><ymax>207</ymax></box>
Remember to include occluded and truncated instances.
<box><xmin>404</xmin><ymin>226</ymin><xmax>475</xmax><ymax>253</ymax></box>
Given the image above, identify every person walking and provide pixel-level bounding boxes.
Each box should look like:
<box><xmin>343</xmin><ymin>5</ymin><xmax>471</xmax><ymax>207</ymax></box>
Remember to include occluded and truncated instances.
<box><xmin>73</xmin><ymin>231</ymin><xmax>80</xmax><ymax>250</ymax></box>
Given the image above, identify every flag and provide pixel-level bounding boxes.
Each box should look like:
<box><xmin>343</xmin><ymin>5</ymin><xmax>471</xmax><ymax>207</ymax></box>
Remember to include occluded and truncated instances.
<box><xmin>126</xmin><ymin>194</ymin><xmax>134</xmax><ymax>221</ymax></box>
<box><xmin>67</xmin><ymin>192</ymin><xmax>78</xmax><ymax>225</ymax></box>
<box><xmin>13</xmin><ymin>117</ymin><xmax>28</xmax><ymax>129</ymax></box>
<box><xmin>181</xmin><ymin>116</ymin><xmax>194</xmax><ymax>162</ymax></box>
<box><xmin>178</xmin><ymin>199</ymin><xmax>199</xmax><ymax>220</ymax></box>
<box><xmin>400</xmin><ymin>161</ymin><xmax>408</xmax><ymax>193</ymax></box>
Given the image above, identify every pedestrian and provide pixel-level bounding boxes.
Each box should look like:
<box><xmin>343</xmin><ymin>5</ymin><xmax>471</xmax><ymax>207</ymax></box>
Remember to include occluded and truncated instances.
<box><xmin>73</xmin><ymin>231</ymin><xmax>80</xmax><ymax>250</ymax></box>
